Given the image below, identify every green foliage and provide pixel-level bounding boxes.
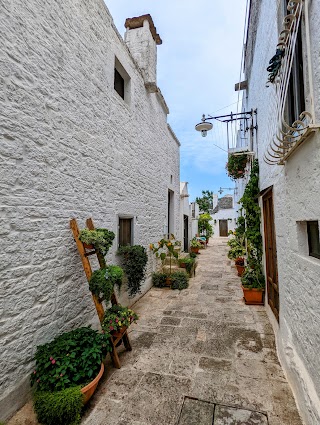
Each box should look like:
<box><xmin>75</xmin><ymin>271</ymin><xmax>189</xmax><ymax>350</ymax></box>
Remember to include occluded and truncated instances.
<box><xmin>33</xmin><ymin>387</ymin><xmax>84</xmax><ymax>425</ymax></box>
<box><xmin>152</xmin><ymin>272</ymin><xmax>167</xmax><ymax>288</ymax></box>
<box><xmin>30</xmin><ymin>327</ymin><xmax>111</xmax><ymax>392</ymax></box>
<box><xmin>195</xmin><ymin>190</ymin><xmax>213</xmax><ymax>213</ymax></box>
<box><xmin>150</xmin><ymin>236</ymin><xmax>181</xmax><ymax>275</ymax></box>
<box><xmin>78</xmin><ymin>228</ymin><xmax>115</xmax><ymax>256</ymax></box>
<box><xmin>89</xmin><ymin>266</ymin><xmax>123</xmax><ymax>302</ymax></box>
<box><xmin>235</xmin><ymin>214</ymin><xmax>246</xmax><ymax>237</ymax></box>
<box><xmin>102</xmin><ymin>304</ymin><xmax>138</xmax><ymax>333</ymax></box>
<box><xmin>118</xmin><ymin>245</ymin><xmax>148</xmax><ymax>297</ymax></box>
<box><xmin>190</xmin><ymin>238</ymin><xmax>202</xmax><ymax>248</ymax></box>
<box><xmin>198</xmin><ymin>213</ymin><xmax>213</xmax><ymax>238</ymax></box>
<box><xmin>239</xmin><ymin>160</ymin><xmax>263</xmax><ymax>266</ymax></box>
<box><xmin>171</xmin><ymin>272</ymin><xmax>189</xmax><ymax>290</ymax></box>
<box><xmin>227</xmin><ymin>236</ymin><xmax>246</xmax><ymax>260</ymax></box>
<box><xmin>241</xmin><ymin>267</ymin><xmax>265</xmax><ymax>289</ymax></box>
<box><xmin>178</xmin><ymin>257</ymin><xmax>195</xmax><ymax>274</ymax></box>
<box><xmin>226</xmin><ymin>154</ymin><xmax>248</xmax><ymax>180</ymax></box>
<box><xmin>189</xmin><ymin>252</ymin><xmax>197</xmax><ymax>259</ymax></box>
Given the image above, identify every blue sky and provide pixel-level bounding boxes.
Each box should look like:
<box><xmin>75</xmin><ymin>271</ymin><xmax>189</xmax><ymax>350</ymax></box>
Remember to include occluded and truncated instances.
<box><xmin>104</xmin><ymin>0</ymin><xmax>247</xmax><ymax>201</ymax></box>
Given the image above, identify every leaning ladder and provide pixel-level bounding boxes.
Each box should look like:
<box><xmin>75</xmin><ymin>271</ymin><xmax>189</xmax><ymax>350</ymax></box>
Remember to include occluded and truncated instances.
<box><xmin>70</xmin><ymin>217</ymin><xmax>132</xmax><ymax>368</ymax></box>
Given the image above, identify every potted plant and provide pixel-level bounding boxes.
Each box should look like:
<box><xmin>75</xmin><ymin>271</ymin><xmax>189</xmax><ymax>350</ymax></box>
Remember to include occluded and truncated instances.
<box><xmin>78</xmin><ymin>228</ymin><xmax>115</xmax><ymax>264</ymax></box>
<box><xmin>198</xmin><ymin>213</ymin><xmax>213</xmax><ymax>243</ymax></box>
<box><xmin>30</xmin><ymin>327</ymin><xmax>112</xmax><ymax>425</ymax></box>
<box><xmin>171</xmin><ymin>272</ymin><xmax>189</xmax><ymax>290</ymax></box>
<box><xmin>235</xmin><ymin>257</ymin><xmax>245</xmax><ymax>276</ymax></box>
<box><xmin>190</xmin><ymin>238</ymin><xmax>202</xmax><ymax>254</ymax></box>
<box><xmin>241</xmin><ymin>267</ymin><xmax>265</xmax><ymax>305</ymax></box>
<box><xmin>117</xmin><ymin>245</ymin><xmax>148</xmax><ymax>297</ymax></box>
<box><xmin>150</xmin><ymin>235</ymin><xmax>181</xmax><ymax>285</ymax></box>
<box><xmin>178</xmin><ymin>257</ymin><xmax>196</xmax><ymax>276</ymax></box>
<box><xmin>102</xmin><ymin>304</ymin><xmax>138</xmax><ymax>339</ymax></box>
<box><xmin>226</xmin><ymin>153</ymin><xmax>248</xmax><ymax>180</ymax></box>
<box><xmin>152</xmin><ymin>272</ymin><xmax>167</xmax><ymax>288</ymax></box>
<box><xmin>89</xmin><ymin>265</ymin><xmax>123</xmax><ymax>303</ymax></box>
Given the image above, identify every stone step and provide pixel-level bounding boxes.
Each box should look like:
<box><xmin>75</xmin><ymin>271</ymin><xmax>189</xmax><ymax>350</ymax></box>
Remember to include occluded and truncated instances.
<box><xmin>162</xmin><ymin>265</ymin><xmax>188</xmax><ymax>275</ymax></box>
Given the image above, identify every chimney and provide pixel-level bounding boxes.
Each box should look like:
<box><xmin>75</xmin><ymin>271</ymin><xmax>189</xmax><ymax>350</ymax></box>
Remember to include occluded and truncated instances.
<box><xmin>212</xmin><ymin>194</ymin><xmax>218</xmax><ymax>210</ymax></box>
<box><xmin>124</xmin><ymin>14</ymin><xmax>162</xmax><ymax>92</ymax></box>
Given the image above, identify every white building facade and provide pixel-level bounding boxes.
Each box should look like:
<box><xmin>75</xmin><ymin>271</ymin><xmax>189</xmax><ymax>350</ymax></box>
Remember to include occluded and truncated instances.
<box><xmin>210</xmin><ymin>194</ymin><xmax>237</xmax><ymax>237</ymax></box>
<box><xmin>235</xmin><ymin>1</ymin><xmax>320</xmax><ymax>423</ymax></box>
<box><xmin>0</xmin><ymin>2</ymin><xmax>180</xmax><ymax>420</ymax></box>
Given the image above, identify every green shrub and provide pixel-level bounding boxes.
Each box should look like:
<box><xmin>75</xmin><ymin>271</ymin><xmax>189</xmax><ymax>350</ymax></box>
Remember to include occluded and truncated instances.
<box><xmin>30</xmin><ymin>327</ymin><xmax>111</xmax><ymax>392</ymax></box>
<box><xmin>33</xmin><ymin>387</ymin><xmax>84</xmax><ymax>425</ymax></box>
<box><xmin>118</xmin><ymin>245</ymin><xmax>148</xmax><ymax>297</ymax></box>
<box><xmin>241</xmin><ymin>267</ymin><xmax>265</xmax><ymax>289</ymax></box>
<box><xmin>171</xmin><ymin>272</ymin><xmax>189</xmax><ymax>290</ymax></box>
<box><xmin>89</xmin><ymin>266</ymin><xmax>123</xmax><ymax>302</ymax></box>
<box><xmin>152</xmin><ymin>272</ymin><xmax>167</xmax><ymax>288</ymax></box>
<box><xmin>179</xmin><ymin>257</ymin><xmax>195</xmax><ymax>275</ymax></box>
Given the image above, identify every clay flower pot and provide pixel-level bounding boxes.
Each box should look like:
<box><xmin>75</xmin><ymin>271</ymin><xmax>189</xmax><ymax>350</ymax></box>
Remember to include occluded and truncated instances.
<box><xmin>236</xmin><ymin>265</ymin><xmax>245</xmax><ymax>277</ymax></box>
<box><xmin>165</xmin><ymin>276</ymin><xmax>172</xmax><ymax>287</ymax></box>
<box><xmin>191</xmin><ymin>247</ymin><xmax>199</xmax><ymax>254</ymax></box>
<box><xmin>111</xmin><ymin>326</ymin><xmax>127</xmax><ymax>339</ymax></box>
<box><xmin>81</xmin><ymin>363</ymin><xmax>104</xmax><ymax>404</ymax></box>
<box><xmin>241</xmin><ymin>286</ymin><xmax>265</xmax><ymax>305</ymax></box>
<box><xmin>179</xmin><ymin>262</ymin><xmax>187</xmax><ymax>268</ymax></box>
<box><xmin>83</xmin><ymin>242</ymin><xmax>94</xmax><ymax>250</ymax></box>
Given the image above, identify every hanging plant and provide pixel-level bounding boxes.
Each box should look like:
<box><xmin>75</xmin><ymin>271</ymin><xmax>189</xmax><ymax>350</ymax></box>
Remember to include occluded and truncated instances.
<box><xmin>89</xmin><ymin>265</ymin><xmax>123</xmax><ymax>302</ymax></box>
<box><xmin>79</xmin><ymin>228</ymin><xmax>115</xmax><ymax>256</ymax></box>
<box><xmin>226</xmin><ymin>154</ymin><xmax>248</xmax><ymax>180</ymax></box>
<box><xmin>117</xmin><ymin>245</ymin><xmax>148</xmax><ymax>297</ymax></box>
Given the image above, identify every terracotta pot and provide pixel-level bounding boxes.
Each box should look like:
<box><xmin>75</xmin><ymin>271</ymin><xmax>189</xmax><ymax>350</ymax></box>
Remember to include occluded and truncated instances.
<box><xmin>111</xmin><ymin>326</ymin><xmax>127</xmax><ymax>339</ymax></box>
<box><xmin>81</xmin><ymin>363</ymin><xmax>104</xmax><ymax>404</ymax></box>
<box><xmin>241</xmin><ymin>286</ymin><xmax>265</xmax><ymax>305</ymax></box>
<box><xmin>191</xmin><ymin>247</ymin><xmax>199</xmax><ymax>254</ymax></box>
<box><xmin>179</xmin><ymin>262</ymin><xmax>186</xmax><ymax>268</ymax></box>
<box><xmin>83</xmin><ymin>242</ymin><xmax>94</xmax><ymax>250</ymax></box>
<box><xmin>236</xmin><ymin>265</ymin><xmax>245</xmax><ymax>277</ymax></box>
<box><xmin>165</xmin><ymin>276</ymin><xmax>172</xmax><ymax>286</ymax></box>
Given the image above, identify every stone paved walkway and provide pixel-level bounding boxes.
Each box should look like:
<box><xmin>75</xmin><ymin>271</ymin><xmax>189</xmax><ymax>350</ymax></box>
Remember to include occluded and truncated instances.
<box><xmin>82</xmin><ymin>238</ymin><xmax>303</xmax><ymax>425</ymax></box>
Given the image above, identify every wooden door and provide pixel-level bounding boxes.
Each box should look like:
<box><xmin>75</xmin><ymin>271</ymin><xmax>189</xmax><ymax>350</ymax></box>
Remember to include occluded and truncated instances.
<box><xmin>262</xmin><ymin>188</ymin><xmax>279</xmax><ymax>321</ymax></box>
<box><xmin>119</xmin><ymin>218</ymin><xmax>132</xmax><ymax>246</ymax></box>
<box><xmin>219</xmin><ymin>220</ymin><xmax>228</xmax><ymax>237</ymax></box>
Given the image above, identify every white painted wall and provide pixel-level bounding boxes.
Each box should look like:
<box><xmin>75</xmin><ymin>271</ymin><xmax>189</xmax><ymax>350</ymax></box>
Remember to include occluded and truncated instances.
<box><xmin>0</xmin><ymin>0</ymin><xmax>180</xmax><ymax>420</ymax></box>
<box><xmin>237</xmin><ymin>0</ymin><xmax>320</xmax><ymax>423</ymax></box>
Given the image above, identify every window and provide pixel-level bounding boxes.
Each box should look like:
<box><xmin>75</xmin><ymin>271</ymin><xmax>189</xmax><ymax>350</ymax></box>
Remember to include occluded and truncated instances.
<box><xmin>307</xmin><ymin>221</ymin><xmax>320</xmax><ymax>259</ymax></box>
<box><xmin>114</xmin><ymin>57</ymin><xmax>131</xmax><ymax>104</ymax></box>
<box><xmin>119</xmin><ymin>218</ymin><xmax>133</xmax><ymax>247</ymax></box>
<box><xmin>114</xmin><ymin>69</ymin><xmax>124</xmax><ymax>99</ymax></box>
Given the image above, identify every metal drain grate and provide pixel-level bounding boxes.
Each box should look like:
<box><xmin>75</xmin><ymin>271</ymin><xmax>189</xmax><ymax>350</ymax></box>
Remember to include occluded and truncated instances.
<box><xmin>177</xmin><ymin>397</ymin><xmax>268</xmax><ymax>425</ymax></box>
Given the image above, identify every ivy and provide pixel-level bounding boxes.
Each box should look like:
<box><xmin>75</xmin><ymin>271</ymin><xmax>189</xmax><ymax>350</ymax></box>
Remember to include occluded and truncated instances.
<box><xmin>117</xmin><ymin>245</ymin><xmax>148</xmax><ymax>297</ymax></box>
<box><xmin>239</xmin><ymin>159</ymin><xmax>263</xmax><ymax>267</ymax></box>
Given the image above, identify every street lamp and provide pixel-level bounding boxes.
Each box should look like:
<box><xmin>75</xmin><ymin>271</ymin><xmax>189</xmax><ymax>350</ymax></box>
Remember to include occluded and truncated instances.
<box><xmin>218</xmin><ymin>187</ymin><xmax>236</xmax><ymax>195</ymax></box>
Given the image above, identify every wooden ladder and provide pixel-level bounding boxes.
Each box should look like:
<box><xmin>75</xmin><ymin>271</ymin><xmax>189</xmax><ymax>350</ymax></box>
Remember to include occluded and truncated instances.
<box><xmin>70</xmin><ymin>217</ymin><xmax>132</xmax><ymax>369</ymax></box>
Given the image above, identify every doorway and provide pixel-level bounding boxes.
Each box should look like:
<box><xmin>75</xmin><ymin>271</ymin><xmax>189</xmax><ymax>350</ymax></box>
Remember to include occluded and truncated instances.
<box><xmin>183</xmin><ymin>215</ymin><xmax>189</xmax><ymax>252</ymax></box>
<box><xmin>219</xmin><ymin>220</ymin><xmax>228</xmax><ymax>237</ymax></box>
<box><xmin>262</xmin><ymin>188</ymin><xmax>279</xmax><ymax>321</ymax></box>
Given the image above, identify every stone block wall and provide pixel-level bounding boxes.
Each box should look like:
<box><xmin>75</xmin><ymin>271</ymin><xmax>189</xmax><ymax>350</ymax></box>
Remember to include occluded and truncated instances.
<box><xmin>0</xmin><ymin>0</ymin><xmax>180</xmax><ymax>419</ymax></box>
<box><xmin>238</xmin><ymin>0</ymin><xmax>320</xmax><ymax>423</ymax></box>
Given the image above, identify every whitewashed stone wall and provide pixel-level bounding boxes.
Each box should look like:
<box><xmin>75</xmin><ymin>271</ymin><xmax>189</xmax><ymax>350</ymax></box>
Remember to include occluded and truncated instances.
<box><xmin>0</xmin><ymin>0</ymin><xmax>180</xmax><ymax>420</ymax></box>
<box><xmin>238</xmin><ymin>0</ymin><xmax>320</xmax><ymax>423</ymax></box>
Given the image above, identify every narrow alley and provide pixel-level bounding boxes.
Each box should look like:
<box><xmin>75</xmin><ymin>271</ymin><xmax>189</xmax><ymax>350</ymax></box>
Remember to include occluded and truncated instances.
<box><xmin>81</xmin><ymin>239</ymin><xmax>302</xmax><ymax>425</ymax></box>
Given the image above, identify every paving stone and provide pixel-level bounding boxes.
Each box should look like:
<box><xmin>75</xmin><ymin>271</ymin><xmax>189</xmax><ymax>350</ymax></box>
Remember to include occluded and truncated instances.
<box><xmin>160</xmin><ymin>316</ymin><xmax>181</xmax><ymax>326</ymax></box>
<box><xmin>178</xmin><ymin>398</ymin><xmax>214</xmax><ymax>425</ymax></box>
<box><xmin>214</xmin><ymin>405</ymin><xmax>268</xmax><ymax>425</ymax></box>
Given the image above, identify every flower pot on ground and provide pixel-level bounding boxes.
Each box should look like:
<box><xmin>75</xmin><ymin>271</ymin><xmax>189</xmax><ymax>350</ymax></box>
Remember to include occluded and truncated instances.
<box><xmin>81</xmin><ymin>363</ymin><xmax>105</xmax><ymax>404</ymax></box>
<box><xmin>31</xmin><ymin>327</ymin><xmax>112</xmax><ymax>425</ymax></box>
<box><xmin>190</xmin><ymin>238</ymin><xmax>202</xmax><ymax>254</ymax></box>
<box><xmin>235</xmin><ymin>257</ymin><xmax>245</xmax><ymax>277</ymax></box>
<box><xmin>152</xmin><ymin>272</ymin><xmax>167</xmax><ymax>288</ymax></box>
<box><xmin>241</xmin><ymin>267</ymin><xmax>265</xmax><ymax>305</ymax></box>
<box><xmin>178</xmin><ymin>257</ymin><xmax>196</xmax><ymax>276</ymax></box>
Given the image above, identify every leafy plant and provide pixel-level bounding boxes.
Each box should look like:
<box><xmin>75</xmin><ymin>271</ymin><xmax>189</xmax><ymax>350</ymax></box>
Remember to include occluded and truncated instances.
<box><xmin>189</xmin><ymin>252</ymin><xmax>197</xmax><ymax>259</ymax></box>
<box><xmin>78</xmin><ymin>228</ymin><xmax>115</xmax><ymax>257</ymax></box>
<box><xmin>152</xmin><ymin>272</ymin><xmax>167</xmax><ymax>288</ymax></box>
<box><xmin>33</xmin><ymin>387</ymin><xmax>84</xmax><ymax>425</ymax></box>
<box><xmin>239</xmin><ymin>160</ymin><xmax>263</xmax><ymax>266</ymax></box>
<box><xmin>118</xmin><ymin>245</ymin><xmax>148</xmax><ymax>297</ymax></box>
<box><xmin>150</xmin><ymin>235</ymin><xmax>181</xmax><ymax>275</ymax></box>
<box><xmin>102</xmin><ymin>304</ymin><xmax>138</xmax><ymax>333</ymax></box>
<box><xmin>171</xmin><ymin>272</ymin><xmax>189</xmax><ymax>290</ymax></box>
<box><xmin>195</xmin><ymin>190</ymin><xmax>213</xmax><ymax>213</ymax></box>
<box><xmin>241</xmin><ymin>267</ymin><xmax>265</xmax><ymax>289</ymax></box>
<box><xmin>30</xmin><ymin>327</ymin><xmax>111</xmax><ymax>392</ymax></box>
<box><xmin>89</xmin><ymin>266</ymin><xmax>123</xmax><ymax>302</ymax></box>
<box><xmin>190</xmin><ymin>238</ymin><xmax>202</xmax><ymax>248</ymax></box>
<box><xmin>178</xmin><ymin>257</ymin><xmax>195</xmax><ymax>275</ymax></box>
<box><xmin>198</xmin><ymin>213</ymin><xmax>213</xmax><ymax>238</ymax></box>
<box><xmin>226</xmin><ymin>154</ymin><xmax>248</xmax><ymax>180</ymax></box>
